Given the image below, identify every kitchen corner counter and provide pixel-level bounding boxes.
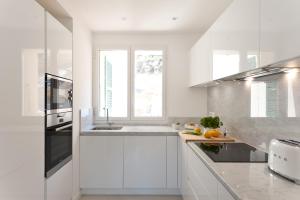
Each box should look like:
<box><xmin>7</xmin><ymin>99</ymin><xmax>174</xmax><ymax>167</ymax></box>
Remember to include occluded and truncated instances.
<box><xmin>188</xmin><ymin>142</ymin><xmax>300</xmax><ymax>200</ymax></box>
<box><xmin>80</xmin><ymin>125</ymin><xmax>178</xmax><ymax>136</ymax></box>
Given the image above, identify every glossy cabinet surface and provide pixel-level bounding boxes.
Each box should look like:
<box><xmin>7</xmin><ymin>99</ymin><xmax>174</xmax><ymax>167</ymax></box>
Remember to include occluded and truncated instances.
<box><xmin>80</xmin><ymin>136</ymin><xmax>124</xmax><ymax>188</ymax></box>
<box><xmin>187</xmin><ymin>147</ymin><xmax>218</xmax><ymax>200</ymax></box>
<box><xmin>0</xmin><ymin>0</ymin><xmax>45</xmax><ymax>199</ymax></box>
<box><xmin>166</xmin><ymin>136</ymin><xmax>178</xmax><ymax>189</ymax></box>
<box><xmin>47</xmin><ymin>12</ymin><xmax>72</xmax><ymax>79</ymax></box>
<box><xmin>46</xmin><ymin>161</ymin><xmax>72</xmax><ymax>200</ymax></box>
<box><xmin>179</xmin><ymin>139</ymin><xmax>198</xmax><ymax>200</ymax></box>
<box><xmin>180</xmin><ymin>141</ymin><xmax>235</xmax><ymax>200</ymax></box>
<box><xmin>124</xmin><ymin>136</ymin><xmax>167</xmax><ymax>188</ymax></box>
<box><xmin>80</xmin><ymin>135</ymin><xmax>178</xmax><ymax>193</ymax></box>
<box><xmin>189</xmin><ymin>30</ymin><xmax>212</xmax><ymax>86</ymax></box>
<box><xmin>260</xmin><ymin>0</ymin><xmax>300</xmax><ymax>67</ymax></box>
<box><xmin>211</xmin><ymin>0</ymin><xmax>260</xmax><ymax>80</ymax></box>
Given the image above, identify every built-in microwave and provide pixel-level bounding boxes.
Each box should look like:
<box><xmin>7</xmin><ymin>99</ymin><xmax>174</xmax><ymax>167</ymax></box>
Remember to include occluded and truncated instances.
<box><xmin>46</xmin><ymin>73</ymin><xmax>72</xmax><ymax>115</ymax></box>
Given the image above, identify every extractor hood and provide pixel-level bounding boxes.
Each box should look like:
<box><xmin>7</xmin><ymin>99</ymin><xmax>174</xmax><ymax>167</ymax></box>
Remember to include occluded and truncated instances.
<box><xmin>196</xmin><ymin>55</ymin><xmax>300</xmax><ymax>87</ymax></box>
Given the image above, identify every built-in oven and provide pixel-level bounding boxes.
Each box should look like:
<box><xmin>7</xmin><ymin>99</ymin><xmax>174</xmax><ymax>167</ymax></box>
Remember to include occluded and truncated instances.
<box><xmin>46</xmin><ymin>73</ymin><xmax>72</xmax><ymax>115</ymax></box>
<box><xmin>45</xmin><ymin>111</ymin><xmax>72</xmax><ymax>178</ymax></box>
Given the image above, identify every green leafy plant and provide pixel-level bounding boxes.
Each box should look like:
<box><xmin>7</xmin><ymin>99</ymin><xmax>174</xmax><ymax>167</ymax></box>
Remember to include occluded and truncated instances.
<box><xmin>200</xmin><ymin>116</ymin><xmax>223</xmax><ymax>129</ymax></box>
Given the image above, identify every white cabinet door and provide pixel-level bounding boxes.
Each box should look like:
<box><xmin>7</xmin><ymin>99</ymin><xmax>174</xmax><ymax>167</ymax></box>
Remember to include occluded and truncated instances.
<box><xmin>167</xmin><ymin>136</ymin><xmax>178</xmax><ymax>189</ymax></box>
<box><xmin>189</xmin><ymin>30</ymin><xmax>212</xmax><ymax>86</ymax></box>
<box><xmin>218</xmin><ymin>183</ymin><xmax>235</xmax><ymax>200</ymax></box>
<box><xmin>179</xmin><ymin>138</ymin><xmax>189</xmax><ymax>196</ymax></box>
<box><xmin>0</xmin><ymin>1</ymin><xmax>45</xmax><ymax>199</ymax></box>
<box><xmin>46</xmin><ymin>161</ymin><xmax>73</xmax><ymax>200</ymax></box>
<box><xmin>80</xmin><ymin>136</ymin><xmax>124</xmax><ymax>188</ymax></box>
<box><xmin>187</xmin><ymin>147</ymin><xmax>218</xmax><ymax>200</ymax></box>
<box><xmin>260</xmin><ymin>0</ymin><xmax>300</xmax><ymax>67</ymax></box>
<box><xmin>124</xmin><ymin>136</ymin><xmax>167</xmax><ymax>188</ymax></box>
<box><xmin>47</xmin><ymin>12</ymin><xmax>72</xmax><ymax>79</ymax></box>
<box><xmin>211</xmin><ymin>0</ymin><xmax>260</xmax><ymax>79</ymax></box>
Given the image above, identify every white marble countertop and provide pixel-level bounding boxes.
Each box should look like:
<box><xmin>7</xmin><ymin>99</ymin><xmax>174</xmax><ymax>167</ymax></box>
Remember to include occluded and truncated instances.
<box><xmin>81</xmin><ymin>125</ymin><xmax>178</xmax><ymax>136</ymax></box>
<box><xmin>188</xmin><ymin>142</ymin><xmax>300</xmax><ymax>200</ymax></box>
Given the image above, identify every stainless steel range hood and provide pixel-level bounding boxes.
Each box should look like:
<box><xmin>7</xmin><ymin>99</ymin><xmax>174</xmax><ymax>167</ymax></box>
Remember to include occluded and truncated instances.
<box><xmin>196</xmin><ymin>56</ymin><xmax>300</xmax><ymax>87</ymax></box>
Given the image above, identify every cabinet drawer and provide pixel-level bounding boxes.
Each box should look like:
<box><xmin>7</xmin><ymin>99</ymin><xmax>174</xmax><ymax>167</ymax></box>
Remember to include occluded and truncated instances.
<box><xmin>188</xmin><ymin>148</ymin><xmax>218</xmax><ymax>200</ymax></box>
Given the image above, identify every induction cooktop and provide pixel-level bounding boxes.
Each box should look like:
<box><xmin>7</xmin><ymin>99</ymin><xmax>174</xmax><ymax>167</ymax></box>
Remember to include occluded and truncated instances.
<box><xmin>195</xmin><ymin>142</ymin><xmax>268</xmax><ymax>163</ymax></box>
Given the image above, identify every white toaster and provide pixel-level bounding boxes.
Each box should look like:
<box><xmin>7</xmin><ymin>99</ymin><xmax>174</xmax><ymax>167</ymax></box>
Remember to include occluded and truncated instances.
<box><xmin>268</xmin><ymin>139</ymin><xmax>300</xmax><ymax>184</ymax></box>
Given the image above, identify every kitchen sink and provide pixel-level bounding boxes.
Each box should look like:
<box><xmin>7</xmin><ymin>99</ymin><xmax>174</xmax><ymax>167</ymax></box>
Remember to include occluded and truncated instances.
<box><xmin>92</xmin><ymin>126</ymin><xmax>123</xmax><ymax>130</ymax></box>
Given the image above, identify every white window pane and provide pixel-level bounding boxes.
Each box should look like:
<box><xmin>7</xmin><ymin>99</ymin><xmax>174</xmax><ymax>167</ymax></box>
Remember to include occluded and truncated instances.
<box><xmin>134</xmin><ymin>50</ymin><xmax>163</xmax><ymax>117</ymax></box>
<box><xmin>99</xmin><ymin>50</ymin><xmax>128</xmax><ymax>118</ymax></box>
<box><xmin>251</xmin><ymin>82</ymin><xmax>267</xmax><ymax>117</ymax></box>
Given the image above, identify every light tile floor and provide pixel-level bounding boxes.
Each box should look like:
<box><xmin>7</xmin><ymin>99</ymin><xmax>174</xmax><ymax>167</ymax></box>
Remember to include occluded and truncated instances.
<box><xmin>80</xmin><ymin>195</ymin><xmax>183</xmax><ymax>200</ymax></box>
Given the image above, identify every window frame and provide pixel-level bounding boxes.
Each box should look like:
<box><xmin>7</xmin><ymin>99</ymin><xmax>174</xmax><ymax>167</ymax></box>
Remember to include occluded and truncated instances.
<box><xmin>94</xmin><ymin>47</ymin><xmax>131</xmax><ymax>121</ymax></box>
<box><xmin>94</xmin><ymin>46</ymin><xmax>167</xmax><ymax>123</ymax></box>
<box><xmin>130</xmin><ymin>46</ymin><xmax>167</xmax><ymax>121</ymax></box>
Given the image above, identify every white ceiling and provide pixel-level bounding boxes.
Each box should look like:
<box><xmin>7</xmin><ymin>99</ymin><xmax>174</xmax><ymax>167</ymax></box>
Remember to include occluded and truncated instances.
<box><xmin>66</xmin><ymin>0</ymin><xmax>233</xmax><ymax>33</ymax></box>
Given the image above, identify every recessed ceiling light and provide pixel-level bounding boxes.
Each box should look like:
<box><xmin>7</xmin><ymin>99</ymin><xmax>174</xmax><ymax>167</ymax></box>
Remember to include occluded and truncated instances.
<box><xmin>172</xmin><ymin>17</ymin><xmax>178</xmax><ymax>21</ymax></box>
<box><xmin>121</xmin><ymin>17</ymin><xmax>127</xmax><ymax>21</ymax></box>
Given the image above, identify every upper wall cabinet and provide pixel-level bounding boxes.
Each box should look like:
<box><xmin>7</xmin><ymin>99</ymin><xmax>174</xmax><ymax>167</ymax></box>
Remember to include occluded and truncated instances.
<box><xmin>211</xmin><ymin>0</ymin><xmax>260</xmax><ymax>80</ymax></box>
<box><xmin>260</xmin><ymin>0</ymin><xmax>300</xmax><ymax>67</ymax></box>
<box><xmin>47</xmin><ymin>12</ymin><xmax>72</xmax><ymax>79</ymax></box>
<box><xmin>189</xmin><ymin>30</ymin><xmax>212</xmax><ymax>87</ymax></box>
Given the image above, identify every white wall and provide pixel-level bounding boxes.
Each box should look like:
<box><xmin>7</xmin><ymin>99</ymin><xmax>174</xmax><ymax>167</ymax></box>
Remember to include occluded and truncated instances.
<box><xmin>56</xmin><ymin>1</ymin><xmax>93</xmax><ymax>199</ymax></box>
<box><xmin>93</xmin><ymin>33</ymin><xmax>207</xmax><ymax>118</ymax></box>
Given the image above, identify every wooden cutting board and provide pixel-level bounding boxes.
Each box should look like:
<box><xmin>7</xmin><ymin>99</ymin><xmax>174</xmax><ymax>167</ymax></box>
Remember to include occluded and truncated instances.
<box><xmin>179</xmin><ymin>131</ymin><xmax>235</xmax><ymax>142</ymax></box>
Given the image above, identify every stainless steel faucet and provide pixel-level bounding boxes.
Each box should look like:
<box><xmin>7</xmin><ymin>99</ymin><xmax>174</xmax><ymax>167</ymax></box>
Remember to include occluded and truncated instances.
<box><xmin>103</xmin><ymin>107</ymin><xmax>113</xmax><ymax>126</ymax></box>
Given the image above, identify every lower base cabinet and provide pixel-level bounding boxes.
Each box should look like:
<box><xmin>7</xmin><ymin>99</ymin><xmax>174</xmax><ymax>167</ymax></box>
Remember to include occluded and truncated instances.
<box><xmin>80</xmin><ymin>135</ymin><xmax>178</xmax><ymax>194</ymax></box>
<box><xmin>80</xmin><ymin>136</ymin><xmax>124</xmax><ymax>188</ymax></box>
<box><xmin>180</xmin><ymin>139</ymin><xmax>235</xmax><ymax>200</ymax></box>
<box><xmin>46</xmin><ymin>161</ymin><xmax>72</xmax><ymax>200</ymax></box>
<box><xmin>124</xmin><ymin>136</ymin><xmax>167</xmax><ymax>188</ymax></box>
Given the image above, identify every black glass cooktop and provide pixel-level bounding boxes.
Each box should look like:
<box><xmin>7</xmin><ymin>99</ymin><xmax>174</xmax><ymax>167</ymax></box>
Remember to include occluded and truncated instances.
<box><xmin>195</xmin><ymin>142</ymin><xmax>268</xmax><ymax>163</ymax></box>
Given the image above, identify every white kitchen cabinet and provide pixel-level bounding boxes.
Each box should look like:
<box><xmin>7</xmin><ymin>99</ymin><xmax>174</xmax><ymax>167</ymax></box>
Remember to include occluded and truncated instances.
<box><xmin>187</xmin><ymin>147</ymin><xmax>218</xmax><ymax>200</ymax></box>
<box><xmin>46</xmin><ymin>161</ymin><xmax>73</xmax><ymax>200</ymax></box>
<box><xmin>211</xmin><ymin>0</ymin><xmax>260</xmax><ymax>80</ymax></box>
<box><xmin>80</xmin><ymin>136</ymin><xmax>124</xmax><ymax>188</ymax></box>
<box><xmin>124</xmin><ymin>136</ymin><xmax>167</xmax><ymax>189</ymax></box>
<box><xmin>189</xmin><ymin>30</ymin><xmax>212</xmax><ymax>86</ymax></box>
<box><xmin>179</xmin><ymin>139</ymin><xmax>199</xmax><ymax>200</ymax></box>
<box><xmin>0</xmin><ymin>1</ymin><xmax>45</xmax><ymax>199</ymax></box>
<box><xmin>179</xmin><ymin>138</ymin><xmax>187</xmax><ymax>193</ymax></box>
<box><xmin>260</xmin><ymin>0</ymin><xmax>300</xmax><ymax>67</ymax></box>
<box><xmin>180</xmin><ymin>142</ymin><xmax>235</xmax><ymax>200</ymax></box>
<box><xmin>218</xmin><ymin>183</ymin><xmax>235</xmax><ymax>200</ymax></box>
<box><xmin>167</xmin><ymin>136</ymin><xmax>178</xmax><ymax>188</ymax></box>
<box><xmin>47</xmin><ymin>12</ymin><xmax>72</xmax><ymax>79</ymax></box>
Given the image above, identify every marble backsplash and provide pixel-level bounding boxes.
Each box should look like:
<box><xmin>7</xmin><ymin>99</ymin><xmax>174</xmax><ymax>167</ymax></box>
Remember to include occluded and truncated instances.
<box><xmin>207</xmin><ymin>72</ymin><xmax>300</xmax><ymax>151</ymax></box>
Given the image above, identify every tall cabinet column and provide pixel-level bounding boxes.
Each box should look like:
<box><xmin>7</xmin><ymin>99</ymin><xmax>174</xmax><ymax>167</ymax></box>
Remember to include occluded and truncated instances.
<box><xmin>0</xmin><ymin>0</ymin><xmax>45</xmax><ymax>199</ymax></box>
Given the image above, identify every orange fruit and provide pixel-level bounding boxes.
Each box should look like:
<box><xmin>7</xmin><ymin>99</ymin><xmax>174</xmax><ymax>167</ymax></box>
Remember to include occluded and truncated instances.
<box><xmin>204</xmin><ymin>131</ymin><xmax>212</xmax><ymax>138</ymax></box>
<box><xmin>205</xmin><ymin>129</ymin><xmax>221</xmax><ymax>138</ymax></box>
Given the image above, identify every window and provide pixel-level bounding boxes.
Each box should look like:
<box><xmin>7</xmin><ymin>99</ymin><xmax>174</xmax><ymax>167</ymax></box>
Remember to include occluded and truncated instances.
<box><xmin>133</xmin><ymin>50</ymin><xmax>163</xmax><ymax>118</ymax></box>
<box><xmin>96</xmin><ymin>48</ymin><xmax>165</xmax><ymax>121</ymax></box>
<box><xmin>251</xmin><ymin>82</ymin><xmax>267</xmax><ymax>117</ymax></box>
<box><xmin>98</xmin><ymin>50</ymin><xmax>128</xmax><ymax>118</ymax></box>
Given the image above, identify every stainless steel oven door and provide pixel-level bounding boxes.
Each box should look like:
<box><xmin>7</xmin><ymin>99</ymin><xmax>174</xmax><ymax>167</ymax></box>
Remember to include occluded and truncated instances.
<box><xmin>46</xmin><ymin>74</ymin><xmax>72</xmax><ymax>114</ymax></box>
<box><xmin>45</xmin><ymin>122</ymin><xmax>72</xmax><ymax>178</ymax></box>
